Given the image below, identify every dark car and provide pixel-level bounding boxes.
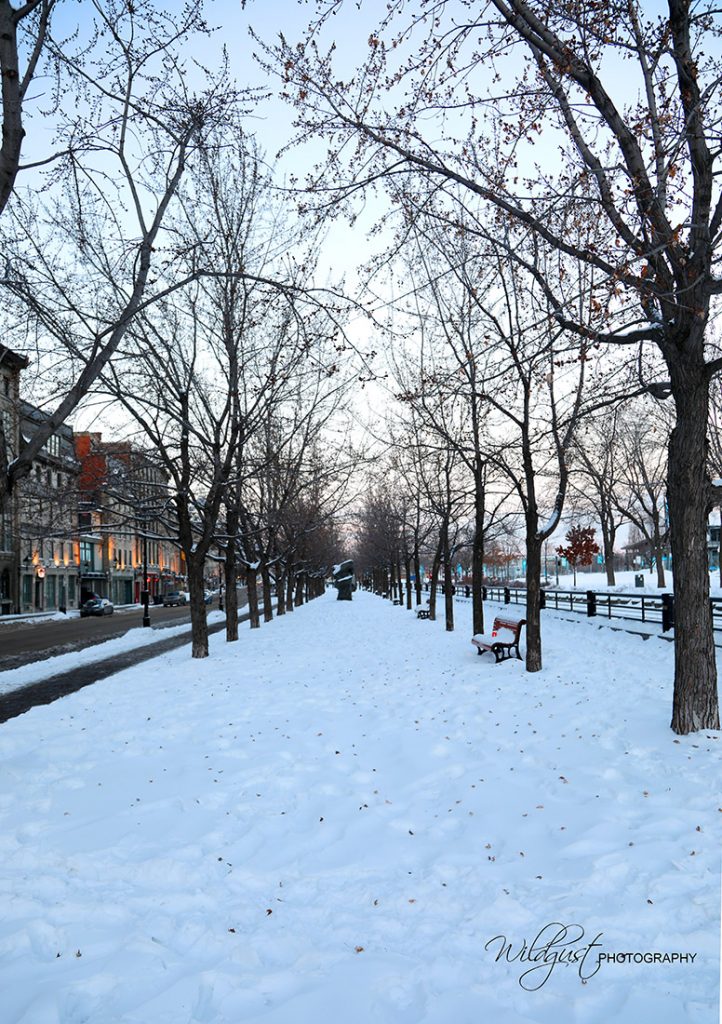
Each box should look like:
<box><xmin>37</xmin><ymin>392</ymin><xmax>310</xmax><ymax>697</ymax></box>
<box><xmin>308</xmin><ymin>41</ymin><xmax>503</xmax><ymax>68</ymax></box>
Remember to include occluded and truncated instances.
<box><xmin>80</xmin><ymin>597</ymin><xmax>114</xmax><ymax>617</ymax></box>
<box><xmin>162</xmin><ymin>590</ymin><xmax>188</xmax><ymax>607</ymax></box>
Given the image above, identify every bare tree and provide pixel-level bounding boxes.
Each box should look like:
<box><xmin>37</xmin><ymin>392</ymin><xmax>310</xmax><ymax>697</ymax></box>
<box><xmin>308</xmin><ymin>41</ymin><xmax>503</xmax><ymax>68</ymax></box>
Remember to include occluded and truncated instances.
<box><xmin>0</xmin><ymin>0</ymin><xmax>56</xmax><ymax>217</ymax></box>
<box><xmin>0</xmin><ymin>1</ymin><xmax>239</xmax><ymax>510</ymax></box>
<box><xmin>570</xmin><ymin>408</ymin><xmax>628</xmax><ymax>586</ymax></box>
<box><xmin>615</xmin><ymin>406</ymin><xmax>671</xmax><ymax>588</ymax></box>
<box><xmin>263</xmin><ymin>0</ymin><xmax>722</xmax><ymax>730</ymax></box>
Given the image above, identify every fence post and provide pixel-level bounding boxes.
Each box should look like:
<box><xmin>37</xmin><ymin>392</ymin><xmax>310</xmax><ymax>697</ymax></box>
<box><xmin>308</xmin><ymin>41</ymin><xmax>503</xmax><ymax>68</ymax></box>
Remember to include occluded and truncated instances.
<box><xmin>662</xmin><ymin>593</ymin><xmax>675</xmax><ymax>632</ymax></box>
<box><xmin>504</xmin><ymin>587</ymin><xmax>510</xmax><ymax>605</ymax></box>
<box><xmin>586</xmin><ymin>590</ymin><xmax>597</xmax><ymax>617</ymax></box>
<box><xmin>540</xmin><ymin>588</ymin><xmax>546</xmax><ymax>610</ymax></box>
<box><xmin>482</xmin><ymin>586</ymin><xmax>487</xmax><ymax>601</ymax></box>
<box><xmin>465</xmin><ymin>585</ymin><xmax>470</xmax><ymax>598</ymax></box>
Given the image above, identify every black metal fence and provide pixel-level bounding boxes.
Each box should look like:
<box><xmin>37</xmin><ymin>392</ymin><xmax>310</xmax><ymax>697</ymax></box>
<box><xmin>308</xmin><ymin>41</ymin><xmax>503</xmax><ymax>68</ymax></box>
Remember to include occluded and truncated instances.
<box><xmin>425</xmin><ymin>582</ymin><xmax>722</xmax><ymax>634</ymax></box>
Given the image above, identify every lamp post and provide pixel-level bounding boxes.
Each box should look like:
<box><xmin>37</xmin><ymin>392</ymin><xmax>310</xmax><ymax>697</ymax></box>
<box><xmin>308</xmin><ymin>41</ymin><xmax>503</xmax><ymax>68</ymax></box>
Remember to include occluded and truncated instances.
<box><xmin>141</xmin><ymin>526</ymin><xmax>150</xmax><ymax>627</ymax></box>
<box><xmin>136</xmin><ymin>510</ymin><xmax>151</xmax><ymax>628</ymax></box>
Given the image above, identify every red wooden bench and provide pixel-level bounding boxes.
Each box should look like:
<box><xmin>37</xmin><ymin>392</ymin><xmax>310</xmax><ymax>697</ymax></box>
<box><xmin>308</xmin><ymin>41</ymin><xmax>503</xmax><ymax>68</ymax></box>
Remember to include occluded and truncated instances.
<box><xmin>471</xmin><ymin>616</ymin><xmax>526</xmax><ymax>663</ymax></box>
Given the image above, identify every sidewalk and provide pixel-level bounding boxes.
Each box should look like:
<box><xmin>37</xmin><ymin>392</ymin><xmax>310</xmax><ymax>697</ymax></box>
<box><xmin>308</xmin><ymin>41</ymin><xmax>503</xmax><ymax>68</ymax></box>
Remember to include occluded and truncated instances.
<box><xmin>0</xmin><ymin>602</ymin><xmax>141</xmax><ymax>626</ymax></box>
<box><xmin>0</xmin><ymin>590</ymin><xmax>716</xmax><ymax>1024</ymax></box>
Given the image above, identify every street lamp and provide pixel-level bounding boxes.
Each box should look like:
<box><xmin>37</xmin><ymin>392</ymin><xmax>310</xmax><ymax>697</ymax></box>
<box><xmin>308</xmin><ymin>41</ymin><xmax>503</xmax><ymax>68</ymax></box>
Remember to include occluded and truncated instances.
<box><xmin>136</xmin><ymin>514</ymin><xmax>151</xmax><ymax>628</ymax></box>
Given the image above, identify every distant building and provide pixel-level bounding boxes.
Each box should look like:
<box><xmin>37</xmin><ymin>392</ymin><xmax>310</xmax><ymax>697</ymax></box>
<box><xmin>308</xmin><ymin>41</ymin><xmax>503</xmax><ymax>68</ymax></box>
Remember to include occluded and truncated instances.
<box><xmin>0</xmin><ymin>345</ymin><xmax>29</xmax><ymax>614</ymax></box>
<box><xmin>17</xmin><ymin>402</ymin><xmax>81</xmax><ymax>613</ymax></box>
<box><xmin>74</xmin><ymin>433</ymin><xmax>184</xmax><ymax>604</ymax></box>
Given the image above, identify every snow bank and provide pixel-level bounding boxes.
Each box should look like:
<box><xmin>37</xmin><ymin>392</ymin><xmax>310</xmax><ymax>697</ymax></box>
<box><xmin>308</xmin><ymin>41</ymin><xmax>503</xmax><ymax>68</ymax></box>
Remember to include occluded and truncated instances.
<box><xmin>0</xmin><ymin>610</ymin><xmax>226</xmax><ymax>696</ymax></box>
<box><xmin>0</xmin><ymin>592</ymin><xmax>718</xmax><ymax>1023</ymax></box>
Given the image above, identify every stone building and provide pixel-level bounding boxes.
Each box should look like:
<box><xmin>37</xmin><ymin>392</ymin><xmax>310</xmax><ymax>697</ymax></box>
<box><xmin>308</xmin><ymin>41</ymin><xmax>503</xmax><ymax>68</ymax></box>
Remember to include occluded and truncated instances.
<box><xmin>17</xmin><ymin>402</ymin><xmax>81</xmax><ymax>613</ymax></box>
<box><xmin>74</xmin><ymin>433</ymin><xmax>185</xmax><ymax>604</ymax></box>
<box><xmin>0</xmin><ymin>345</ymin><xmax>29</xmax><ymax>614</ymax></box>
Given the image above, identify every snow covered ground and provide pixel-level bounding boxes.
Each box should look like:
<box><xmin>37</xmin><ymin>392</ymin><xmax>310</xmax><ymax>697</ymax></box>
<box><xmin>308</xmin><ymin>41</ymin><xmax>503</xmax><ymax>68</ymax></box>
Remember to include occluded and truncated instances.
<box><xmin>0</xmin><ymin>591</ymin><xmax>719</xmax><ymax>1023</ymax></box>
<box><xmin>0</xmin><ymin>611</ymin><xmax>226</xmax><ymax>697</ymax></box>
<box><xmin>546</xmin><ymin>567</ymin><xmax>722</xmax><ymax>597</ymax></box>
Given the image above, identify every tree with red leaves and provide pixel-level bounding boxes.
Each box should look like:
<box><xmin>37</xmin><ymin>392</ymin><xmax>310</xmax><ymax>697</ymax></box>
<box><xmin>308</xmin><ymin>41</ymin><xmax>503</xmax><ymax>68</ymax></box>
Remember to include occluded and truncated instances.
<box><xmin>557</xmin><ymin>527</ymin><xmax>600</xmax><ymax>587</ymax></box>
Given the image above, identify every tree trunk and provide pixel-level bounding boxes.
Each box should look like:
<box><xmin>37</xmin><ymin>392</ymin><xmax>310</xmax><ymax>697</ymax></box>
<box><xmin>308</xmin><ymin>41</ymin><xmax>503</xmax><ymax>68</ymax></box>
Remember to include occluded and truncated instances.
<box><xmin>429</xmin><ymin>532</ymin><xmax>442</xmax><ymax>621</ymax></box>
<box><xmin>668</xmin><ymin>366</ymin><xmax>720</xmax><ymax>733</ymax></box>
<box><xmin>261</xmin><ymin>561</ymin><xmax>273</xmax><ymax>622</ymax></box>
<box><xmin>294</xmin><ymin>572</ymin><xmax>304</xmax><ymax>606</ymax></box>
<box><xmin>525</xmin><ymin>532</ymin><xmax>543</xmax><ymax>672</ymax></box>
<box><xmin>442</xmin><ymin>521</ymin><xmax>454</xmax><ymax>631</ymax></box>
<box><xmin>286</xmin><ymin>567</ymin><xmax>295</xmax><ymax>613</ymax></box>
<box><xmin>224</xmin><ymin>512</ymin><xmax>239</xmax><ymax>643</ymax></box>
<box><xmin>188</xmin><ymin>557</ymin><xmax>209</xmax><ymax>658</ymax></box>
<box><xmin>277</xmin><ymin>567</ymin><xmax>286</xmax><ymax>616</ymax></box>
<box><xmin>472</xmin><ymin>470</ymin><xmax>485</xmax><ymax>634</ymax></box>
<box><xmin>224</xmin><ymin>546</ymin><xmax>239</xmax><ymax>642</ymax></box>
<box><xmin>601</xmin><ymin>505</ymin><xmax>616</xmax><ymax>587</ymax></box>
<box><xmin>405</xmin><ymin>552</ymin><xmax>412</xmax><ymax>609</ymax></box>
<box><xmin>413</xmin><ymin>540</ymin><xmax>422</xmax><ymax>606</ymax></box>
<box><xmin>389</xmin><ymin>560</ymin><xmax>396</xmax><ymax>601</ymax></box>
<box><xmin>246</xmin><ymin>567</ymin><xmax>260</xmax><ymax>628</ymax></box>
<box><xmin>652</xmin><ymin>517</ymin><xmax>666</xmax><ymax>588</ymax></box>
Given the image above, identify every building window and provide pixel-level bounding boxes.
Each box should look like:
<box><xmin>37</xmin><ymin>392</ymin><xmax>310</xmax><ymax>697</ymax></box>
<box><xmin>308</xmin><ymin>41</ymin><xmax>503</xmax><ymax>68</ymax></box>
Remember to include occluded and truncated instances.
<box><xmin>2</xmin><ymin>376</ymin><xmax>9</xmax><ymax>397</ymax></box>
<box><xmin>0</xmin><ymin>512</ymin><xmax>11</xmax><ymax>552</ymax></box>
<box><xmin>46</xmin><ymin>435</ymin><xmax>60</xmax><ymax>457</ymax></box>
<box><xmin>0</xmin><ymin>409</ymin><xmax>12</xmax><ymax>454</ymax></box>
<box><xmin>80</xmin><ymin>541</ymin><xmax>94</xmax><ymax>570</ymax></box>
<box><xmin>68</xmin><ymin>576</ymin><xmax>76</xmax><ymax>603</ymax></box>
<box><xmin>22</xmin><ymin>575</ymin><xmax>32</xmax><ymax>604</ymax></box>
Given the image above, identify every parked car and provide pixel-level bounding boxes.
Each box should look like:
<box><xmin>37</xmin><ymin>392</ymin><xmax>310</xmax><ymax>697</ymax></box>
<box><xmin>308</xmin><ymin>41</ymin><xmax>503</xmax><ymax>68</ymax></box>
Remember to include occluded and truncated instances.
<box><xmin>162</xmin><ymin>590</ymin><xmax>188</xmax><ymax>607</ymax></box>
<box><xmin>80</xmin><ymin>597</ymin><xmax>114</xmax><ymax>617</ymax></box>
<box><xmin>204</xmin><ymin>590</ymin><xmax>213</xmax><ymax>604</ymax></box>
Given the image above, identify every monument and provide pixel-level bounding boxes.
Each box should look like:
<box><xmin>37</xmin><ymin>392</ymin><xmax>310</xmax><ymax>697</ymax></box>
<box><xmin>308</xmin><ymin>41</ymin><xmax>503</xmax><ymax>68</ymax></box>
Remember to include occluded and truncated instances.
<box><xmin>332</xmin><ymin>559</ymin><xmax>354</xmax><ymax>601</ymax></box>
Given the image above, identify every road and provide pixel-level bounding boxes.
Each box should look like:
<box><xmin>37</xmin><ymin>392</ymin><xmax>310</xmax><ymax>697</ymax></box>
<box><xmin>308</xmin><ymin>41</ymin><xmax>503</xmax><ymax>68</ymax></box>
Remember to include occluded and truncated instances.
<box><xmin>0</xmin><ymin>596</ymin><xmax>253</xmax><ymax>725</ymax></box>
<box><xmin>0</xmin><ymin>598</ymin><xmax>241</xmax><ymax>672</ymax></box>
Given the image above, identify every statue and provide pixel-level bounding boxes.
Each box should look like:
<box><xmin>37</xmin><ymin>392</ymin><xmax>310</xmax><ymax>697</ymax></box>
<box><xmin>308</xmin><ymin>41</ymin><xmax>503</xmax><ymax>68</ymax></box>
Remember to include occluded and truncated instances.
<box><xmin>332</xmin><ymin>559</ymin><xmax>354</xmax><ymax>601</ymax></box>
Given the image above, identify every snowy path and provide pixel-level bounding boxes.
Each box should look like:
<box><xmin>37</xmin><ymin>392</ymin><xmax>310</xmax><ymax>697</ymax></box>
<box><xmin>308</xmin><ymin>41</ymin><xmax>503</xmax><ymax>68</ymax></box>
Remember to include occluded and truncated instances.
<box><xmin>0</xmin><ymin>591</ymin><xmax>718</xmax><ymax>1023</ymax></box>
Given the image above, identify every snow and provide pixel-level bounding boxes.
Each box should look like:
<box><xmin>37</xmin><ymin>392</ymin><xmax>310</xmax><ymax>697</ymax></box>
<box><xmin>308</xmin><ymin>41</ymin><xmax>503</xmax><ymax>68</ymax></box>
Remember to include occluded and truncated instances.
<box><xmin>537</xmin><ymin>505</ymin><xmax>561</xmax><ymax>538</ymax></box>
<box><xmin>0</xmin><ymin>611</ymin><xmax>226</xmax><ymax>695</ymax></box>
<box><xmin>472</xmin><ymin>626</ymin><xmax>519</xmax><ymax>647</ymax></box>
<box><xmin>0</xmin><ymin>591</ymin><xmax>719</xmax><ymax>1023</ymax></box>
<box><xmin>0</xmin><ymin>609</ymin><xmax>81</xmax><ymax>626</ymax></box>
<box><xmin>544</xmin><ymin>568</ymin><xmax>722</xmax><ymax>598</ymax></box>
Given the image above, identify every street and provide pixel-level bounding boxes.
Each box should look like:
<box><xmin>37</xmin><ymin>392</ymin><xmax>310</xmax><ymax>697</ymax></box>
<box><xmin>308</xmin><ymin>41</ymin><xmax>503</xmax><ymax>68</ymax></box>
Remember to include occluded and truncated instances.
<box><xmin>0</xmin><ymin>597</ymin><xmax>237</xmax><ymax>672</ymax></box>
